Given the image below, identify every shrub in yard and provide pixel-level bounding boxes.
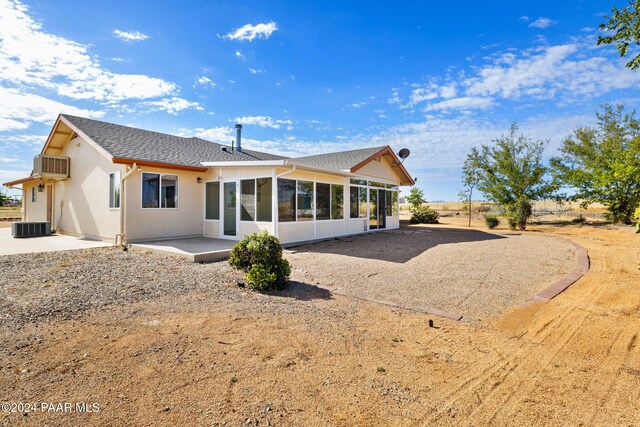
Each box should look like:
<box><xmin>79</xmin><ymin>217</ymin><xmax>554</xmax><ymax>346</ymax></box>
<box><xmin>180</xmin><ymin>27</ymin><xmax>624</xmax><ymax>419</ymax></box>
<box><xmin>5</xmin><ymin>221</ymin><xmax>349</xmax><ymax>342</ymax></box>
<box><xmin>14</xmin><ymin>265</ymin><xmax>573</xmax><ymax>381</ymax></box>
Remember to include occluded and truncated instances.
<box><xmin>506</xmin><ymin>199</ymin><xmax>532</xmax><ymax>230</ymax></box>
<box><xmin>228</xmin><ymin>230</ymin><xmax>291</xmax><ymax>291</ymax></box>
<box><xmin>410</xmin><ymin>205</ymin><xmax>439</xmax><ymax>224</ymax></box>
<box><xmin>484</xmin><ymin>214</ymin><xmax>500</xmax><ymax>229</ymax></box>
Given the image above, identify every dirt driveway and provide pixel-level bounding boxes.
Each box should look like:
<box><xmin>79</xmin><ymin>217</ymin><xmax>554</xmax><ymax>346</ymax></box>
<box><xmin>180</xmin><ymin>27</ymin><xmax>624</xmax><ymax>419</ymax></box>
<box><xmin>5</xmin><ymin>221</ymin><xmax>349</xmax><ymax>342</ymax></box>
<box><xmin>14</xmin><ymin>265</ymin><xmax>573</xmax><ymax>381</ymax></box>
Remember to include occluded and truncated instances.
<box><xmin>287</xmin><ymin>225</ymin><xmax>578</xmax><ymax>322</ymax></box>
<box><xmin>1</xmin><ymin>219</ymin><xmax>638</xmax><ymax>426</ymax></box>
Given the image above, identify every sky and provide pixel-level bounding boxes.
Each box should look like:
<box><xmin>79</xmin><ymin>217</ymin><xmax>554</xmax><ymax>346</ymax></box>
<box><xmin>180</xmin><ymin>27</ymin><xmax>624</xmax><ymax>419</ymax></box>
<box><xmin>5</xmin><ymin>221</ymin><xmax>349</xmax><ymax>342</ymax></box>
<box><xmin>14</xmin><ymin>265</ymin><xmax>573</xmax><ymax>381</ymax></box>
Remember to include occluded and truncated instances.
<box><xmin>1</xmin><ymin>0</ymin><xmax>639</xmax><ymax>200</ymax></box>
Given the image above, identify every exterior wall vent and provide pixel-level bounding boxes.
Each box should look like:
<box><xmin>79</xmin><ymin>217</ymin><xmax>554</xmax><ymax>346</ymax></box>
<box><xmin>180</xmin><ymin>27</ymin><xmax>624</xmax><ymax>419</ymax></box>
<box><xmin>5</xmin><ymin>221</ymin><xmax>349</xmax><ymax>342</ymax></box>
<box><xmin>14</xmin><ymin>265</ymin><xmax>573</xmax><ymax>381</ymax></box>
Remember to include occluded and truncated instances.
<box><xmin>11</xmin><ymin>221</ymin><xmax>51</xmax><ymax>238</ymax></box>
<box><xmin>33</xmin><ymin>155</ymin><xmax>70</xmax><ymax>179</ymax></box>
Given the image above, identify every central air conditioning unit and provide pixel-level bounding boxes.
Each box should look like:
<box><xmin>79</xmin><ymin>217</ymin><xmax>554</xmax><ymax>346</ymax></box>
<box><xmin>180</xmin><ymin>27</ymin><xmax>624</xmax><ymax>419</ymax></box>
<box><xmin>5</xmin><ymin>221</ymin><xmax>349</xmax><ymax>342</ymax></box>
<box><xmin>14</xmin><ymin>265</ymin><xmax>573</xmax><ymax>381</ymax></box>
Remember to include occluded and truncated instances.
<box><xmin>11</xmin><ymin>222</ymin><xmax>52</xmax><ymax>238</ymax></box>
<box><xmin>33</xmin><ymin>154</ymin><xmax>70</xmax><ymax>180</ymax></box>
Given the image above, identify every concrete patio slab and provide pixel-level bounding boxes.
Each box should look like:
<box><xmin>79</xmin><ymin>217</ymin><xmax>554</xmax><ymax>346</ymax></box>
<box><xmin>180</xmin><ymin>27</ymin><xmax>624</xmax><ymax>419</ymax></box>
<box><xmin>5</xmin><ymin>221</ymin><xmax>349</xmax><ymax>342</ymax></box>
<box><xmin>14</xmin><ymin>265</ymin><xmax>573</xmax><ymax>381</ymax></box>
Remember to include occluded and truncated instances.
<box><xmin>131</xmin><ymin>237</ymin><xmax>235</xmax><ymax>262</ymax></box>
<box><xmin>0</xmin><ymin>227</ymin><xmax>111</xmax><ymax>256</ymax></box>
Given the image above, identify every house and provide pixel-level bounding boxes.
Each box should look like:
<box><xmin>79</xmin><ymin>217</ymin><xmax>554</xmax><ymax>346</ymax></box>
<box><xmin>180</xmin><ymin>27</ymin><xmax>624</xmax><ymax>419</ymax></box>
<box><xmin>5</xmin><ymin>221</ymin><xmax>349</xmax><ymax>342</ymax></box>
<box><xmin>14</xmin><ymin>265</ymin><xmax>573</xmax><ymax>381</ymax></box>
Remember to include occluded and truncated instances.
<box><xmin>3</xmin><ymin>114</ymin><xmax>414</xmax><ymax>245</ymax></box>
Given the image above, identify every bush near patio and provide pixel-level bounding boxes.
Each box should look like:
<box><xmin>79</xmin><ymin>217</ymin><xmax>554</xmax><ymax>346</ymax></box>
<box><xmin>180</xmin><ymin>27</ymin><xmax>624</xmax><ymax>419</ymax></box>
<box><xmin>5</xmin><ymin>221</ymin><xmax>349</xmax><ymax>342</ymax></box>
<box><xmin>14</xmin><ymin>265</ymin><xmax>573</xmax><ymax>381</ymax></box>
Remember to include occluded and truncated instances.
<box><xmin>484</xmin><ymin>214</ymin><xmax>500</xmax><ymax>229</ymax></box>
<box><xmin>229</xmin><ymin>230</ymin><xmax>291</xmax><ymax>291</ymax></box>
<box><xmin>410</xmin><ymin>205</ymin><xmax>440</xmax><ymax>224</ymax></box>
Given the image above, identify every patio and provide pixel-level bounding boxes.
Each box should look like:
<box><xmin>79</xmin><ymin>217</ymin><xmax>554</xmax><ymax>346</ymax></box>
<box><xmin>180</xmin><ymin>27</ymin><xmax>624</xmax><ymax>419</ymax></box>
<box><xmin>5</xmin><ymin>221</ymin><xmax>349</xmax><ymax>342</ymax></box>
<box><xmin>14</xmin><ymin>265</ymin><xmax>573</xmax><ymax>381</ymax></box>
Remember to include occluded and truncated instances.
<box><xmin>0</xmin><ymin>227</ymin><xmax>111</xmax><ymax>256</ymax></box>
<box><xmin>130</xmin><ymin>237</ymin><xmax>236</xmax><ymax>262</ymax></box>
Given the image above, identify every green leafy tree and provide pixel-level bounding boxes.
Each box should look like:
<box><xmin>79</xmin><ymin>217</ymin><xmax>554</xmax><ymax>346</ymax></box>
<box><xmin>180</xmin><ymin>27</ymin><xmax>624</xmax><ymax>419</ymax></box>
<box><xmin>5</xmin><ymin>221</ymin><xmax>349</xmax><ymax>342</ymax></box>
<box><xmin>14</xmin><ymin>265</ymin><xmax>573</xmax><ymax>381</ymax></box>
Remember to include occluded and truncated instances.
<box><xmin>0</xmin><ymin>187</ymin><xmax>11</xmax><ymax>207</ymax></box>
<box><xmin>460</xmin><ymin>154</ymin><xmax>482</xmax><ymax>227</ymax></box>
<box><xmin>465</xmin><ymin>123</ymin><xmax>557</xmax><ymax>230</ymax></box>
<box><xmin>406</xmin><ymin>187</ymin><xmax>425</xmax><ymax>210</ymax></box>
<box><xmin>598</xmin><ymin>0</ymin><xmax>640</xmax><ymax>69</ymax></box>
<box><xmin>551</xmin><ymin>104</ymin><xmax>640</xmax><ymax>224</ymax></box>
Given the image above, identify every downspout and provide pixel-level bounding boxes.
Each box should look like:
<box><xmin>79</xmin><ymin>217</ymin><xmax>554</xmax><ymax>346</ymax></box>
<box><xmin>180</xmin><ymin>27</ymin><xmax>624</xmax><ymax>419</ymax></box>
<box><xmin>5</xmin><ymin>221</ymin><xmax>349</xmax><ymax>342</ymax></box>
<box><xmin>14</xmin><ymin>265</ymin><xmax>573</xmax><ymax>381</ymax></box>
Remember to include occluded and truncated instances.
<box><xmin>116</xmin><ymin>163</ymin><xmax>139</xmax><ymax>248</ymax></box>
<box><xmin>273</xmin><ymin>165</ymin><xmax>296</xmax><ymax>239</ymax></box>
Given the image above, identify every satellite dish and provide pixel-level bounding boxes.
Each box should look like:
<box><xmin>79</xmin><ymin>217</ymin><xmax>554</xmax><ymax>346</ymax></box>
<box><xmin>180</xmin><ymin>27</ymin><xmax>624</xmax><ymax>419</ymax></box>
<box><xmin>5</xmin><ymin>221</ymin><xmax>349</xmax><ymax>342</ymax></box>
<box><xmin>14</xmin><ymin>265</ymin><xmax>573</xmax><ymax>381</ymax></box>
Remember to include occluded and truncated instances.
<box><xmin>398</xmin><ymin>148</ymin><xmax>411</xmax><ymax>162</ymax></box>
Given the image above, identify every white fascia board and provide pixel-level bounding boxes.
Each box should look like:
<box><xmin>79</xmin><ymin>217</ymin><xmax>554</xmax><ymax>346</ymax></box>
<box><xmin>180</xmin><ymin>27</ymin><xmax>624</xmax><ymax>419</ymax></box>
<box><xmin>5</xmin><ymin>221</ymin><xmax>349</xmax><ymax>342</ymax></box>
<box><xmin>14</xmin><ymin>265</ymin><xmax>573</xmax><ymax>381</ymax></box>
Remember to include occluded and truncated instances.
<box><xmin>200</xmin><ymin>160</ymin><xmax>286</xmax><ymax>167</ymax></box>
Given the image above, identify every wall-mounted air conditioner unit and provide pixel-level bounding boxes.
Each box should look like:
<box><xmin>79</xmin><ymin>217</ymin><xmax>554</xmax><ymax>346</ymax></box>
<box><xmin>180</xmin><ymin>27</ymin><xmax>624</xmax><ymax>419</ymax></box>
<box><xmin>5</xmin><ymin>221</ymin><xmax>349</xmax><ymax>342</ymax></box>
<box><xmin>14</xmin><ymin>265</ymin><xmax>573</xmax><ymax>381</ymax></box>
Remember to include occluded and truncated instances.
<box><xmin>33</xmin><ymin>155</ymin><xmax>70</xmax><ymax>180</ymax></box>
<box><xmin>11</xmin><ymin>222</ymin><xmax>52</xmax><ymax>238</ymax></box>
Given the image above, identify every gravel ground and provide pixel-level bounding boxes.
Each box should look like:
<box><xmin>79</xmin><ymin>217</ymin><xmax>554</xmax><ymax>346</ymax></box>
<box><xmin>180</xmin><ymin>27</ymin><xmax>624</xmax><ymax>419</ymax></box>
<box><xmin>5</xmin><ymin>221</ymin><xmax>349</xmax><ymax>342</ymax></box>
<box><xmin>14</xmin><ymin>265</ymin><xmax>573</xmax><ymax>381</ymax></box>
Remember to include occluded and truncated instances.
<box><xmin>0</xmin><ymin>224</ymin><xmax>578</xmax><ymax>333</ymax></box>
<box><xmin>287</xmin><ymin>225</ymin><xmax>578</xmax><ymax>322</ymax></box>
<box><xmin>0</xmin><ymin>247</ymin><xmax>347</xmax><ymax>333</ymax></box>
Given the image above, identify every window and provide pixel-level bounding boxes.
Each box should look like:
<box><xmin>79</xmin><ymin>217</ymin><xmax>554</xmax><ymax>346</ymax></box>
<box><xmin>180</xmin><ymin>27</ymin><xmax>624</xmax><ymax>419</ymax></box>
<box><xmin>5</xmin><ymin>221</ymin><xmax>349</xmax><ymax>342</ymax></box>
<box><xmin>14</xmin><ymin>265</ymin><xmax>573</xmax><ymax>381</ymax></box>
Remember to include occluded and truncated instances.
<box><xmin>350</xmin><ymin>178</ymin><xmax>367</xmax><ymax>186</ymax></box>
<box><xmin>205</xmin><ymin>182</ymin><xmax>220</xmax><ymax>220</ymax></box>
<box><xmin>316</xmin><ymin>183</ymin><xmax>330</xmax><ymax>220</ymax></box>
<box><xmin>331</xmin><ymin>185</ymin><xmax>343</xmax><ymax>219</ymax></box>
<box><xmin>350</xmin><ymin>187</ymin><xmax>359</xmax><ymax>218</ymax></box>
<box><xmin>109</xmin><ymin>172</ymin><xmax>121</xmax><ymax>208</ymax></box>
<box><xmin>241</xmin><ymin>179</ymin><xmax>256</xmax><ymax>221</ymax></box>
<box><xmin>31</xmin><ymin>186</ymin><xmax>36</xmax><ymax>203</ymax></box>
<box><xmin>277</xmin><ymin>178</ymin><xmax>296</xmax><ymax>222</ymax></box>
<box><xmin>297</xmin><ymin>181</ymin><xmax>314</xmax><ymax>221</ymax></box>
<box><xmin>359</xmin><ymin>187</ymin><xmax>367</xmax><ymax>218</ymax></box>
<box><xmin>142</xmin><ymin>173</ymin><xmax>178</xmax><ymax>209</ymax></box>
<box><xmin>256</xmin><ymin>178</ymin><xmax>272</xmax><ymax>222</ymax></box>
<box><xmin>392</xmin><ymin>191</ymin><xmax>399</xmax><ymax>216</ymax></box>
<box><xmin>241</xmin><ymin>178</ymin><xmax>272</xmax><ymax>222</ymax></box>
<box><xmin>386</xmin><ymin>190</ymin><xmax>393</xmax><ymax>217</ymax></box>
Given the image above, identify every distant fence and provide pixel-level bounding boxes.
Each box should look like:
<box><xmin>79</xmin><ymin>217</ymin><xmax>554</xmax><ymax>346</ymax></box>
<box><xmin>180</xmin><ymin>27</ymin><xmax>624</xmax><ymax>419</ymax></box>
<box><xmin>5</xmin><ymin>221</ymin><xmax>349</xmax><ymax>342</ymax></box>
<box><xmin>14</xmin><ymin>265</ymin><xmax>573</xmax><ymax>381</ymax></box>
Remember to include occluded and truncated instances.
<box><xmin>400</xmin><ymin>200</ymin><xmax>607</xmax><ymax>214</ymax></box>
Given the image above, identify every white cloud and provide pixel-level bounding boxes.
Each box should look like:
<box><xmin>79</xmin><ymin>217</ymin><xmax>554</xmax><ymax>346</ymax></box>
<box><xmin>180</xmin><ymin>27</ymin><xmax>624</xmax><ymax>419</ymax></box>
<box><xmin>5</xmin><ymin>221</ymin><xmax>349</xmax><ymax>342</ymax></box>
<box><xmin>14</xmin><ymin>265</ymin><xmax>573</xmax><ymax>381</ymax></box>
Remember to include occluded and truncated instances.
<box><xmin>113</xmin><ymin>29</ymin><xmax>149</xmax><ymax>42</ymax></box>
<box><xmin>248</xmin><ymin>67</ymin><xmax>264</xmax><ymax>74</ymax></box>
<box><xmin>0</xmin><ymin>87</ymin><xmax>104</xmax><ymax>131</ymax></box>
<box><xmin>195</xmin><ymin>76</ymin><xmax>216</xmax><ymax>88</ymax></box>
<box><xmin>0</xmin><ymin>157</ymin><xmax>18</xmax><ymax>163</ymax></box>
<box><xmin>464</xmin><ymin>43</ymin><xmax>640</xmax><ymax>100</ymax></box>
<box><xmin>0</xmin><ymin>0</ymin><xmax>197</xmax><ymax>124</ymax></box>
<box><xmin>193</xmin><ymin>127</ymin><xmax>233</xmax><ymax>143</ymax></box>
<box><xmin>424</xmin><ymin>96</ymin><xmax>494</xmax><ymax>111</ymax></box>
<box><xmin>222</xmin><ymin>21</ymin><xmax>277</xmax><ymax>42</ymax></box>
<box><xmin>235</xmin><ymin>115</ymin><xmax>293</xmax><ymax>129</ymax></box>
<box><xmin>528</xmin><ymin>17</ymin><xmax>557</xmax><ymax>29</ymax></box>
<box><xmin>144</xmin><ymin>97</ymin><xmax>203</xmax><ymax>115</ymax></box>
<box><xmin>235</xmin><ymin>50</ymin><xmax>245</xmax><ymax>59</ymax></box>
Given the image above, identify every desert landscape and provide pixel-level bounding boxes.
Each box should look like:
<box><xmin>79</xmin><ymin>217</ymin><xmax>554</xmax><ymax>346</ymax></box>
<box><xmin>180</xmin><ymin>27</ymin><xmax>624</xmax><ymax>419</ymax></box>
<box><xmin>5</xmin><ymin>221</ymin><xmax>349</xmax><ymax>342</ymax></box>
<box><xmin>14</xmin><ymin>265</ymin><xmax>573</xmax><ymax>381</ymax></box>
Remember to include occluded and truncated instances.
<box><xmin>1</xmin><ymin>217</ymin><xmax>638</xmax><ymax>426</ymax></box>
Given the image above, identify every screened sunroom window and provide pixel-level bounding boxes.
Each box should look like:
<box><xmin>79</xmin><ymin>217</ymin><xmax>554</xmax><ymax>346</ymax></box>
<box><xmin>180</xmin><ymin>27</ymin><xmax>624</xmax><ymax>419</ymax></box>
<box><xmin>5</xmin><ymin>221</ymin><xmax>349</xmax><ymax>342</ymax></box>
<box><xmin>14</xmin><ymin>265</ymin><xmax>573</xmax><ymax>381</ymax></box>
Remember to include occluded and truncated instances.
<box><xmin>205</xmin><ymin>182</ymin><xmax>220</xmax><ymax>220</ymax></box>
<box><xmin>278</xmin><ymin>178</ymin><xmax>296</xmax><ymax>222</ymax></box>
<box><xmin>316</xmin><ymin>183</ymin><xmax>330</xmax><ymax>220</ymax></box>
<box><xmin>297</xmin><ymin>181</ymin><xmax>314</xmax><ymax>221</ymax></box>
<box><xmin>331</xmin><ymin>185</ymin><xmax>343</xmax><ymax>219</ymax></box>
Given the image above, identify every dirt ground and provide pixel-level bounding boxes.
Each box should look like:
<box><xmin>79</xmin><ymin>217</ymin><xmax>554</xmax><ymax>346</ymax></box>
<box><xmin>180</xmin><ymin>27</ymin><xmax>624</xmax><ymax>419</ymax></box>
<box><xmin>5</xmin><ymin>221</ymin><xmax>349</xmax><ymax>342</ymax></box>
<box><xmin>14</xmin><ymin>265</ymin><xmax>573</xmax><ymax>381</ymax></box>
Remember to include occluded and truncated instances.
<box><xmin>1</xmin><ymin>218</ymin><xmax>639</xmax><ymax>426</ymax></box>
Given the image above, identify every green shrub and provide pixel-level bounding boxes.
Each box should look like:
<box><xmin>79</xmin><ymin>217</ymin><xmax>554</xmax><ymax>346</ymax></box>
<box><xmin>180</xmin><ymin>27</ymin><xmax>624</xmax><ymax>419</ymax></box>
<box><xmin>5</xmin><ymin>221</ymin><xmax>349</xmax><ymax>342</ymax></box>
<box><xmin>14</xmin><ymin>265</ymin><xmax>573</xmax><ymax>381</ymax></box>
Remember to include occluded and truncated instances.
<box><xmin>410</xmin><ymin>205</ymin><xmax>439</xmax><ymax>224</ymax></box>
<box><xmin>506</xmin><ymin>199</ymin><xmax>532</xmax><ymax>230</ymax></box>
<box><xmin>228</xmin><ymin>230</ymin><xmax>291</xmax><ymax>291</ymax></box>
<box><xmin>484</xmin><ymin>214</ymin><xmax>500</xmax><ymax>229</ymax></box>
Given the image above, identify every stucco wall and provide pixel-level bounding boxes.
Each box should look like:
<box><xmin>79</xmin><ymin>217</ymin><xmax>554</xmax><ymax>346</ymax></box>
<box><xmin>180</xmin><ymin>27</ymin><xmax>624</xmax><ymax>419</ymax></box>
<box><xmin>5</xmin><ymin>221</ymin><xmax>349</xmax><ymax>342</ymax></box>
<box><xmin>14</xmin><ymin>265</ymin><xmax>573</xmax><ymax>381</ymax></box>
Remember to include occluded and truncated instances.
<box><xmin>23</xmin><ymin>181</ymin><xmax>47</xmax><ymax>222</ymax></box>
<box><xmin>124</xmin><ymin>166</ymin><xmax>205</xmax><ymax>242</ymax></box>
<box><xmin>25</xmin><ymin>136</ymin><xmax>124</xmax><ymax>240</ymax></box>
<box><xmin>356</xmin><ymin>155</ymin><xmax>405</xmax><ymax>183</ymax></box>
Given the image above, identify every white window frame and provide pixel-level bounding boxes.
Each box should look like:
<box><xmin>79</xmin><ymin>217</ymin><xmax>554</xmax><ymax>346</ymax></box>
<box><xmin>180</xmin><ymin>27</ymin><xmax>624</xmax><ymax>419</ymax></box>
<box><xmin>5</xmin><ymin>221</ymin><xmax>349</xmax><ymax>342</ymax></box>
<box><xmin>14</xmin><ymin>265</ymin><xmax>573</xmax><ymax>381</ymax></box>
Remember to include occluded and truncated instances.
<box><xmin>141</xmin><ymin>172</ymin><xmax>179</xmax><ymax>209</ymax></box>
<box><xmin>109</xmin><ymin>171</ymin><xmax>121</xmax><ymax>209</ymax></box>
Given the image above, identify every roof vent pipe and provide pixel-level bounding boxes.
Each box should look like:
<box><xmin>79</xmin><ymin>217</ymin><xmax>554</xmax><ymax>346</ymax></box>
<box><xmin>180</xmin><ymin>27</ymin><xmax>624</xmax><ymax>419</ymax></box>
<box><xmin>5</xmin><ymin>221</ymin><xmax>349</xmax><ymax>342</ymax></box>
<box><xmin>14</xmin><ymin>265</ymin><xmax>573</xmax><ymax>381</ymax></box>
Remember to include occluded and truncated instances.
<box><xmin>235</xmin><ymin>124</ymin><xmax>242</xmax><ymax>152</ymax></box>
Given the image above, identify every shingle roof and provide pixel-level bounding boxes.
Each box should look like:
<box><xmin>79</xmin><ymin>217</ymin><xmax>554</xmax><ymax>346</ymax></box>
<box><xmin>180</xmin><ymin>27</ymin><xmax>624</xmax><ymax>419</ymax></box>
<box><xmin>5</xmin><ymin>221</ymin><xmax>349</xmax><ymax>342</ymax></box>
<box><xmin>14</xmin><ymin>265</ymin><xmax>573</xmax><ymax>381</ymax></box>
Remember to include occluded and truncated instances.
<box><xmin>61</xmin><ymin>114</ymin><xmax>288</xmax><ymax>167</ymax></box>
<box><xmin>292</xmin><ymin>146</ymin><xmax>387</xmax><ymax>171</ymax></box>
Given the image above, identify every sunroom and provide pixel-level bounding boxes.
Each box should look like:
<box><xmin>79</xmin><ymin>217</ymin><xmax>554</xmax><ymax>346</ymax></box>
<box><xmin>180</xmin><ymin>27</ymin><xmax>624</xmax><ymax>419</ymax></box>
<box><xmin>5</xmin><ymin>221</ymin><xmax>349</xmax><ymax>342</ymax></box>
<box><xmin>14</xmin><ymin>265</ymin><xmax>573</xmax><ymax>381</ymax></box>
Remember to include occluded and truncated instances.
<box><xmin>200</xmin><ymin>160</ymin><xmax>407</xmax><ymax>244</ymax></box>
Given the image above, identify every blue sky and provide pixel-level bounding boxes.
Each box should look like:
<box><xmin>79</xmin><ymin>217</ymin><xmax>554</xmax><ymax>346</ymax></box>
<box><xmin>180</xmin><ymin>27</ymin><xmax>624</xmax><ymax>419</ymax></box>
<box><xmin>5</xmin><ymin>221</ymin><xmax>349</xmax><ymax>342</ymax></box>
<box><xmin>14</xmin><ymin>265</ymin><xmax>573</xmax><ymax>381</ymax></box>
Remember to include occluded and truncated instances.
<box><xmin>1</xmin><ymin>0</ymin><xmax>639</xmax><ymax>200</ymax></box>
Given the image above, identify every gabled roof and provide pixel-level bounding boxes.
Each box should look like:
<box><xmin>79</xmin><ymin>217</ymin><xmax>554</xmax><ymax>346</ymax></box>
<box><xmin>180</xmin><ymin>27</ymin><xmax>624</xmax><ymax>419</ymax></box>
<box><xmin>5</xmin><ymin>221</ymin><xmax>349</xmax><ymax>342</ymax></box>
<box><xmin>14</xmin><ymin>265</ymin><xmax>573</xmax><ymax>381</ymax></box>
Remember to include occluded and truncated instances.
<box><xmin>293</xmin><ymin>146</ymin><xmax>387</xmax><ymax>171</ymax></box>
<box><xmin>58</xmin><ymin>115</ymin><xmax>288</xmax><ymax>168</ymax></box>
<box><xmin>292</xmin><ymin>145</ymin><xmax>415</xmax><ymax>185</ymax></box>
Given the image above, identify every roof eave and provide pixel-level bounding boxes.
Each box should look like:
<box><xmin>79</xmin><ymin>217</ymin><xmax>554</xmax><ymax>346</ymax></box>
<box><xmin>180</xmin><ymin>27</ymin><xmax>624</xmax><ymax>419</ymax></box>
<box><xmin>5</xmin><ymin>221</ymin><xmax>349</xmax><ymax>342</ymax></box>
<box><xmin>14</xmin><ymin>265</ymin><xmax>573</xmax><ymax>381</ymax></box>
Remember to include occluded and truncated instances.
<box><xmin>350</xmin><ymin>146</ymin><xmax>415</xmax><ymax>186</ymax></box>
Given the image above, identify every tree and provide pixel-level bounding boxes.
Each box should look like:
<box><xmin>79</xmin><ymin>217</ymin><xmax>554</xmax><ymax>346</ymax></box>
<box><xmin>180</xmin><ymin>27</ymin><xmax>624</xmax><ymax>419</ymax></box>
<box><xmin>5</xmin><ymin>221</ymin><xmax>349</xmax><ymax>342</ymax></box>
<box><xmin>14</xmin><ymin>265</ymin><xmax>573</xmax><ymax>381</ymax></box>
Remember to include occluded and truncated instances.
<box><xmin>0</xmin><ymin>187</ymin><xmax>10</xmax><ymax>207</ymax></box>
<box><xmin>598</xmin><ymin>1</ymin><xmax>640</xmax><ymax>69</ymax></box>
<box><xmin>406</xmin><ymin>187</ymin><xmax>425</xmax><ymax>210</ymax></box>
<box><xmin>460</xmin><ymin>154</ymin><xmax>482</xmax><ymax>227</ymax></box>
<box><xmin>465</xmin><ymin>123</ymin><xmax>557</xmax><ymax>230</ymax></box>
<box><xmin>551</xmin><ymin>104</ymin><xmax>640</xmax><ymax>224</ymax></box>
